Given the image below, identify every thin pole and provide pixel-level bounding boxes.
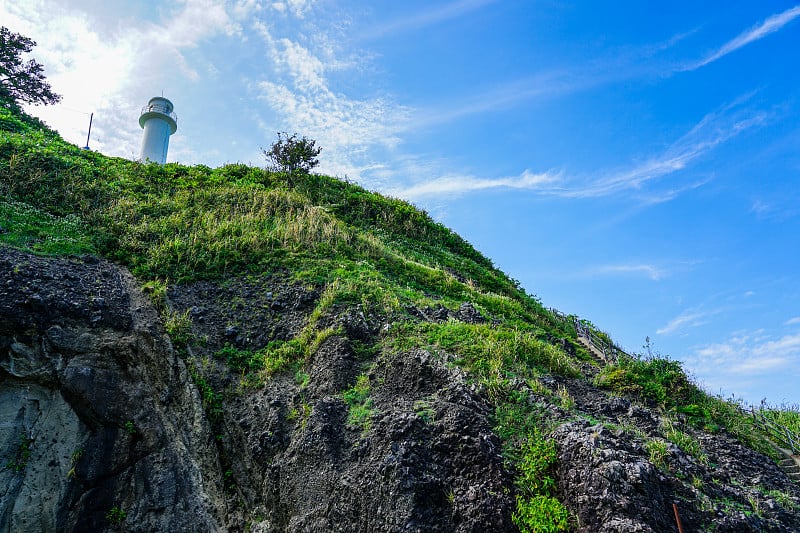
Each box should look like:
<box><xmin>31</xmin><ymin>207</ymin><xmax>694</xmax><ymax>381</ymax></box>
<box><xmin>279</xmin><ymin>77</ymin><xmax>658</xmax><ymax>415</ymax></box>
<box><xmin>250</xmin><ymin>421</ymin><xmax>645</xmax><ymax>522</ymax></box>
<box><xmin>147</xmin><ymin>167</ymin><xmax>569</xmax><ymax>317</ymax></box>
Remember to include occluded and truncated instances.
<box><xmin>672</xmin><ymin>503</ymin><xmax>684</xmax><ymax>533</ymax></box>
<box><xmin>84</xmin><ymin>112</ymin><xmax>93</xmax><ymax>150</ymax></box>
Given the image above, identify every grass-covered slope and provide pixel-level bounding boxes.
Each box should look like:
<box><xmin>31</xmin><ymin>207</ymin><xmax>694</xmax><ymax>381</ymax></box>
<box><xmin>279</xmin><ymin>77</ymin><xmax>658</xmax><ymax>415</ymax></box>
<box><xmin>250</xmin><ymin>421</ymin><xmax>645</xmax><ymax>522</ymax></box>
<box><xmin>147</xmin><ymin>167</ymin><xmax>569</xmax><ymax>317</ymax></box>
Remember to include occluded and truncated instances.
<box><xmin>2</xmin><ymin>104</ymin><xmax>798</xmax><ymax>531</ymax></box>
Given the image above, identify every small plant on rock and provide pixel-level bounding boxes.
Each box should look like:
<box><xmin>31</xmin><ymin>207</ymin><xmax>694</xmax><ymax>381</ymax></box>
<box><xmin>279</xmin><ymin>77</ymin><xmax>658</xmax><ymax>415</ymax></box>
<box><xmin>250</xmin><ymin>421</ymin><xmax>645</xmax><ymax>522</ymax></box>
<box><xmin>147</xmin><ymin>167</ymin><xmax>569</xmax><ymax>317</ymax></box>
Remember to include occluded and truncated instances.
<box><xmin>5</xmin><ymin>433</ymin><xmax>33</xmax><ymax>473</ymax></box>
<box><xmin>164</xmin><ymin>309</ymin><xmax>193</xmax><ymax>347</ymax></box>
<box><xmin>343</xmin><ymin>374</ymin><xmax>373</xmax><ymax>431</ymax></box>
<box><xmin>413</xmin><ymin>399</ymin><xmax>436</xmax><ymax>424</ymax></box>
<box><xmin>106</xmin><ymin>506</ymin><xmax>126</xmax><ymax>524</ymax></box>
<box><xmin>645</xmin><ymin>438</ymin><xmax>669</xmax><ymax>471</ymax></box>
<box><xmin>555</xmin><ymin>385</ymin><xmax>574</xmax><ymax>410</ymax></box>
<box><xmin>67</xmin><ymin>448</ymin><xmax>83</xmax><ymax>479</ymax></box>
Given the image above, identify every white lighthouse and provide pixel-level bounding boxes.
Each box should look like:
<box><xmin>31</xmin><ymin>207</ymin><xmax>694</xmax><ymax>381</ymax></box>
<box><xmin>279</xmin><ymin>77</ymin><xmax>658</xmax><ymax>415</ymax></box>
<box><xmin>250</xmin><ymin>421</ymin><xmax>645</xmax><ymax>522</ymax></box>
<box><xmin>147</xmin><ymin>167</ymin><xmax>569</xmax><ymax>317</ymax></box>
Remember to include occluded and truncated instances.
<box><xmin>138</xmin><ymin>96</ymin><xmax>177</xmax><ymax>164</ymax></box>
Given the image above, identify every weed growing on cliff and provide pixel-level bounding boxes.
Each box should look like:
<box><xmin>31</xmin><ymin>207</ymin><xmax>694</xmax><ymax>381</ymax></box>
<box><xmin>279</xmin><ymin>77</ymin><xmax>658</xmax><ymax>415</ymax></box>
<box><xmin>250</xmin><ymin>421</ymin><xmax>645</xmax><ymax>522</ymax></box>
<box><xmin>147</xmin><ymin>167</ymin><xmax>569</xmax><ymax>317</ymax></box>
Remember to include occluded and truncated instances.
<box><xmin>286</xmin><ymin>397</ymin><xmax>312</xmax><ymax>429</ymax></box>
<box><xmin>386</xmin><ymin>321</ymin><xmax>579</xmax><ymax>402</ymax></box>
<box><xmin>106</xmin><ymin>506</ymin><xmax>126</xmax><ymax>524</ymax></box>
<box><xmin>645</xmin><ymin>438</ymin><xmax>670</xmax><ymax>470</ymax></box>
<box><xmin>187</xmin><ymin>358</ymin><xmax>223</xmax><ymax>420</ymax></box>
<box><xmin>594</xmin><ymin>354</ymin><xmax>693</xmax><ymax>408</ymax></box>
<box><xmin>5</xmin><ymin>433</ymin><xmax>33</xmax><ymax>473</ymax></box>
<box><xmin>555</xmin><ymin>385</ymin><xmax>574</xmax><ymax>411</ymax></box>
<box><xmin>164</xmin><ymin>309</ymin><xmax>193</xmax><ymax>348</ymax></box>
<box><xmin>343</xmin><ymin>374</ymin><xmax>373</xmax><ymax>431</ymax></box>
<box><xmin>513</xmin><ymin>495</ymin><xmax>570</xmax><ymax>533</ymax></box>
<box><xmin>413</xmin><ymin>399</ymin><xmax>436</xmax><ymax>424</ymax></box>
<box><xmin>511</xmin><ymin>431</ymin><xmax>570</xmax><ymax>532</ymax></box>
<box><xmin>294</xmin><ymin>369</ymin><xmax>310</xmax><ymax>388</ymax></box>
<box><xmin>594</xmin><ymin>354</ymin><xmax>775</xmax><ymax>459</ymax></box>
<box><xmin>758</xmin><ymin>487</ymin><xmax>798</xmax><ymax>511</ymax></box>
<box><xmin>663</xmin><ymin>418</ymin><xmax>707</xmax><ymax>464</ymax></box>
<box><xmin>215</xmin><ymin>344</ymin><xmax>262</xmax><ymax>373</ymax></box>
<box><xmin>67</xmin><ymin>448</ymin><xmax>83</xmax><ymax>479</ymax></box>
<box><xmin>141</xmin><ymin>279</ymin><xmax>168</xmax><ymax>311</ymax></box>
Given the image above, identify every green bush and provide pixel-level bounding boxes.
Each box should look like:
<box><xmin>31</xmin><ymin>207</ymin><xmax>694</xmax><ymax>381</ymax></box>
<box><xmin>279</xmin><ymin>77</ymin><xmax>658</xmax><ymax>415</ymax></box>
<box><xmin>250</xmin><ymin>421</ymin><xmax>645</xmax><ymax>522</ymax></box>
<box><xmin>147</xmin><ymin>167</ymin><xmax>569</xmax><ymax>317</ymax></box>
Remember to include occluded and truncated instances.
<box><xmin>511</xmin><ymin>431</ymin><xmax>570</xmax><ymax>532</ymax></box>
<box><xmin>513</xmin><ymin>495</ymin><xmax>570</xmax><ymax>533</ymax></box>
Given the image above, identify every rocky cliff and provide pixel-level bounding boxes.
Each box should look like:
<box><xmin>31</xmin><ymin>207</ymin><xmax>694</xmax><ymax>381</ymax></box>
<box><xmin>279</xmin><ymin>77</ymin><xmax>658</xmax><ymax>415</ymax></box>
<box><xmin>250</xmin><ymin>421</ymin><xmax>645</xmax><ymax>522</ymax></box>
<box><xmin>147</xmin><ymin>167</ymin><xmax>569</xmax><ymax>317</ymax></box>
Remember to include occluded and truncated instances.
<box><xmin>0</xmin><ymin>247</ymin><xmax>513</xmax><ymax>532</ymax></box>
<box><xmin>0</xmin><ymin>247</ymin><xmax>226</xmax><ymax>531</ymax></box>
<box><xmin>2</xmin><ymin>245</ymin><xmax>799</xmax><ymax>532</ymax></box>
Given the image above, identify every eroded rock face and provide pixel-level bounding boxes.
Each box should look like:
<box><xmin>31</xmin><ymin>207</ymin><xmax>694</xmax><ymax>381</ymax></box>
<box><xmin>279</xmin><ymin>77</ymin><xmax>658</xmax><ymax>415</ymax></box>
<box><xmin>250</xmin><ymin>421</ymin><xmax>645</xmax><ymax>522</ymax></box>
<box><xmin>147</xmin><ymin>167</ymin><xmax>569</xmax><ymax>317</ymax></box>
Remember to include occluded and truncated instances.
<box><xmin>205</xmin><ymin>343</ymin><xmax>514</xmax><ymax>532</ymax></box>
<box><xmin>549</xmin><ymin>388</ymin><xmax>800</xmax><ymax>533</ymax></box>
<box><xmin>553</xmin><ymin>421</ymin><xmax>673</xmax><ymax>532</ymax></box>
<box><xmin>168</xmin><ymin>277</ymin><xmax>516</xmax><ymax>532</ymax></box>
<box><xmin>0</xmin><ymin>247</ymin><xmax>225</xmax><ymax>532</ymax></box>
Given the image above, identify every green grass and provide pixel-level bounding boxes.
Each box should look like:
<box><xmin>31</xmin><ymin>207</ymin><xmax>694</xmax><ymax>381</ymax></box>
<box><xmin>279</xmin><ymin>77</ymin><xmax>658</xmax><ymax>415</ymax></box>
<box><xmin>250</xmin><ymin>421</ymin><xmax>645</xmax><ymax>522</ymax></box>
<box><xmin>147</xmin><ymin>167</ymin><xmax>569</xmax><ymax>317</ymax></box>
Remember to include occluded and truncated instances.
<box><xmin>0</xmin><ymin>199</ymin><xmax>94</xmax><ymax>254</ymax></box>
<box><xmin>385</xmin><ymin>321</ymin><xmax>580</xmax><ymax>401</ymax></box>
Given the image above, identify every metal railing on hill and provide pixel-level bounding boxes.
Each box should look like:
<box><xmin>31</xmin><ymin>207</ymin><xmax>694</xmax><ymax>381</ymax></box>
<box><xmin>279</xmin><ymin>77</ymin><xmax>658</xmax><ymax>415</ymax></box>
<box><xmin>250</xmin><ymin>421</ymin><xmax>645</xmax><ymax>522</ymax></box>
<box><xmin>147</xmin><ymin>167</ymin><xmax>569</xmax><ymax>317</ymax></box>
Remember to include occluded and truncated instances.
<box><xmin>752</xmin><ymin>407</ymin><xmax>800</xmax><ymax>455</ymax></box>
<box><xmin>549</xmin><ymin>308</ymin><xmax>629</xmax><ymax>364</ymax></box>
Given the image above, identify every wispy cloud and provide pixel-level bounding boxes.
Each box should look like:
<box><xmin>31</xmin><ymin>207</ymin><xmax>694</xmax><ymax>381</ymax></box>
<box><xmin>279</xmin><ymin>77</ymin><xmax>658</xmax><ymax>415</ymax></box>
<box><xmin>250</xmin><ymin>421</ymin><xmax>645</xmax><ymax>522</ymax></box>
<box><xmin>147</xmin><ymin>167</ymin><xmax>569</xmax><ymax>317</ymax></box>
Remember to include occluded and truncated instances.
<box><xmin>658</xmin><ymin>309</ymin><xmax>715</xmax><ymax>335</ymax></box>
<box><xmin>358</xmin><ymin>0</ymin><xmax>497</xmax><ymax>41</ymax></box>
<box><xmin>253</xmin><ymin>20</ymin><xmax>410</xmax><ymax>179</ymax></box>
<box><xmin>592</xmin><ymin>264</ymin><xmax>666</xmax><ymax>281</ymax></box>
<box><xmin>683</xmin><ymin>5</ymin><xmax>800</xmax><ymax>71</ymax></box>
<box><xmin>392</xmin><ymin>169</ymin><xmax>561</xmax><ymax>199</ymax></box>
<box><xmin>566</xmin><ymin>97</ymin><xmax>771</xmax><ymax>198</ymax></box>
<box><xmin>786</xmin><ymin>317</ymin><xmax>800</xmax><ymax>326</ymax></box>
<box><xmin>749</xmin><ymin>196</ymin><xmax>799</xmax><ymax>221</ymax></box>
<box><xmin>395</xmin><ymin>96</ymin><xmax>769</xmax><ymax>202</ymax></box>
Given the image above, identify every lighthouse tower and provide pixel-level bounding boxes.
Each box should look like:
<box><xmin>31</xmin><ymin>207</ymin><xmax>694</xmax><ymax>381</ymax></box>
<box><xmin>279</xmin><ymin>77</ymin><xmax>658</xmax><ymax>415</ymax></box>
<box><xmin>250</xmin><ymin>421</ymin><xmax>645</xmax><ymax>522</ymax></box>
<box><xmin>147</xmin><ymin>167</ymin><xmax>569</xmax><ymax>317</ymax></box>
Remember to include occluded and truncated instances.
<box><xmin>138</xmin><ymin>96</ymin><xmax>177</xmax><ymax>164</ymax></box>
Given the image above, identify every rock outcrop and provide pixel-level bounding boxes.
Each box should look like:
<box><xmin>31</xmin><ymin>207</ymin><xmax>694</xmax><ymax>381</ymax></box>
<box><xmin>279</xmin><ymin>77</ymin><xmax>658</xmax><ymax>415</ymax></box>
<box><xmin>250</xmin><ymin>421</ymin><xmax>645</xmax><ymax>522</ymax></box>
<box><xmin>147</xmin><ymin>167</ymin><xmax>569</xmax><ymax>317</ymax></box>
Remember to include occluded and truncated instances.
<box><xmin>0</xmin><ymin>247</ymin><xmax>226</xmax><ymax>532</ymax></box>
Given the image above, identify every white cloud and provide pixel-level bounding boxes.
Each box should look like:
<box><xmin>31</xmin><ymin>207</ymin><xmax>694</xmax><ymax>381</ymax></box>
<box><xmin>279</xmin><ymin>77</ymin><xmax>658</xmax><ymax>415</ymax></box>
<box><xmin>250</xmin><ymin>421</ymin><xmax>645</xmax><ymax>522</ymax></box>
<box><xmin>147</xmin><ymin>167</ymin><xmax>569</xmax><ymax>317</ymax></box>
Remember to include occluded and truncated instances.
<box><xmin>273</xmin><ymin>39</ymin><xmax>327</xmax><ymax>91</ymax></box>
<box><xmin>4</xmin><ymin>0</ymin><xmax>242</xmax><ymax>158</ymax></box>
<box><xmin>233</xmin><ymin>0</ymin><xmax>264</xmax><ymax>18</ymax></box>
<box><xmin>270</xmin><ymin>0</ymin><xmax>313</xmax><ymax>18</ymax></box>
<box><xmin>785</xmin><ymin>317</ymin><xmax>800</xmax><ymax>326</ymax></box>
<box><xmin>393</xmin><ymin>169</ymin><xmax>561</xmax><ymax>199</ymax></box>
<box><xmin>657</xmin><ymin>310</ymin><xmax>712</xmax><ymax>335</ymax></box>
<box><xmin>594</xmin><ymin>264</ymin><xmax>666</xmax><ymax>281</ymax></box>
<box><xmin>565</xmin><ymin>97</ymin><xmax>770</xmax><ymax>198</ymax></box>
<box><xmin>692</xmin><ymin>331</ymin><xmax>800</xmax><ymax>376</ymax></box>
<box><xmin>685</xmin><ymin>5</ymin><xmax>800</xmax><ymax>71</ymax></box>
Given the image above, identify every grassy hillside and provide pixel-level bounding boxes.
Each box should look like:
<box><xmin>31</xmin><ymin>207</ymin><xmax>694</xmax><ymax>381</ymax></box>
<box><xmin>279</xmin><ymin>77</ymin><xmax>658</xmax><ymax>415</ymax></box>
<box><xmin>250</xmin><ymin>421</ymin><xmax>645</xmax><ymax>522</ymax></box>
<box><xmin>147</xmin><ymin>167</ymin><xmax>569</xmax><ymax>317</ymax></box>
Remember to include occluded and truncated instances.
<box><xmin>1</xmin><ymin>104</ymin><xmax>797</xmax><ymax>531</ymax></box>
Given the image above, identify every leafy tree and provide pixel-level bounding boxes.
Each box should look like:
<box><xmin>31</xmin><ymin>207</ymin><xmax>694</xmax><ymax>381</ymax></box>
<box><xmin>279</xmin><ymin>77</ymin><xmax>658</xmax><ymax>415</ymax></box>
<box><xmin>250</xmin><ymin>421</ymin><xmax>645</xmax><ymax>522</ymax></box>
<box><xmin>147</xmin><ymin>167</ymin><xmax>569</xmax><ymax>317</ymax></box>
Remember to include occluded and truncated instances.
<box><xmin>261</xmin><ymin>132</ymin><xmax>321</xmax><ymax>179</ymax></box>
<box><xmin>0</xmin><ymin>26</ymin><xmax>61</xmax><ymax>108</ymax></box>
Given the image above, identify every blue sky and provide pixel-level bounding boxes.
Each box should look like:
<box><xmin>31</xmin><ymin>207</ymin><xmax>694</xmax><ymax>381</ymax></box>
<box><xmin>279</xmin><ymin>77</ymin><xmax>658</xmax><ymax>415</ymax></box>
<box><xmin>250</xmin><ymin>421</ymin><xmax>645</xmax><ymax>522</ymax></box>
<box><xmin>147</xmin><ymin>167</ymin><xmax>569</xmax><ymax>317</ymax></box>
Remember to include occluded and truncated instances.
<box><xmin>3</xmin><ymin>0</ymin><xmax>799</xmax><ymax>405</ymax></box>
